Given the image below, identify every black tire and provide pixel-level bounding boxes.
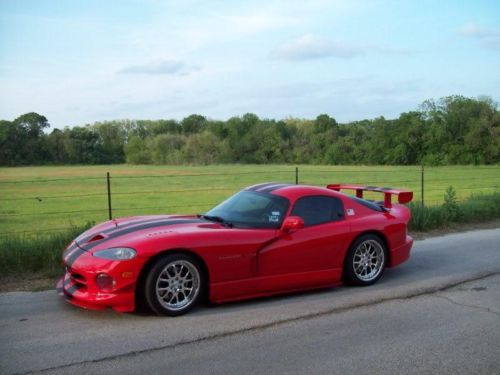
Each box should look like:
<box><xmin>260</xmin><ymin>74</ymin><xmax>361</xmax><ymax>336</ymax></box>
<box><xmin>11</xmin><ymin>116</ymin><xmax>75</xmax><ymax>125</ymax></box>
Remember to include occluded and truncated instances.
<box><xmin>343</xmin><ymin>234</ymin><xmax>387</xmax><ymax>286</ymax></box>
<box><xmin>144</xmin><ymin>253</ymin><xmax>205</xmax><ymax>316</ymax></box>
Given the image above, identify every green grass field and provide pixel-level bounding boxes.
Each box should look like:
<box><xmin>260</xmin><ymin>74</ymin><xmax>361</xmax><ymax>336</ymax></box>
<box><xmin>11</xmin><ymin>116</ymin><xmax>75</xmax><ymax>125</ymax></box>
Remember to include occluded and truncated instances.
<box><xmin>0</xmin><ymin>164</ymin><xmax>499</xmax><ymax>236</ymax></box>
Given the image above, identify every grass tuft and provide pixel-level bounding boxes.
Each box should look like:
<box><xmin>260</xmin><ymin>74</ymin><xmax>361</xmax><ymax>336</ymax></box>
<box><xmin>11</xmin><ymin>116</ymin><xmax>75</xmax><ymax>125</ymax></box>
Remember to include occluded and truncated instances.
<box><xmin>0</xmin><ymin>222</ymin><xmax>93</xmax><ymax>277</ymax></box>
<box><xmin>409</xmin><ymin>191</ymin><xmax>500</xmax><ymax>231</ymax></box>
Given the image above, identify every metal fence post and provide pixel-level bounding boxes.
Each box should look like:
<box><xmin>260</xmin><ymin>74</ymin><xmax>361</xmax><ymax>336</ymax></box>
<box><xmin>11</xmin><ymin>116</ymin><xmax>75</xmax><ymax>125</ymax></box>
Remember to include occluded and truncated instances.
<box><xmin>295</xmin><ymin>167</ymin><xmax>299</xmax><ymax>185</ymax></box>
<box><xmin>107</xmin><ymin>172</ymin><xmax>112</xmax><ymax>220</ymax></box>
<box><xmin>421</xmin><ymin>164</ymin><xmax>424</xmax><ymax>208</ymax></box>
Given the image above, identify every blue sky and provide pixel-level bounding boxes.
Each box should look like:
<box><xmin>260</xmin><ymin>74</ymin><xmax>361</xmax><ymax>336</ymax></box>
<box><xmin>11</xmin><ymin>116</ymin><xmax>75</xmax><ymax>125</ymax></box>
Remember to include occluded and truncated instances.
<box><xmin>0</xmin><ymin>0</ymin><xmax>499</xmax><ymax>128</ymax></box>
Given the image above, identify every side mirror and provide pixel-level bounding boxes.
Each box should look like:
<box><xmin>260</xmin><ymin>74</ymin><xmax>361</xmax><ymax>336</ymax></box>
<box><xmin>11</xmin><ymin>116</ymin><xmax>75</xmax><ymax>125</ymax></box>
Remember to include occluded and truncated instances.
<box><xmin>281</xmin><ymin>216</ymin><xmax>304</xmax><ymax>232</ymax></box>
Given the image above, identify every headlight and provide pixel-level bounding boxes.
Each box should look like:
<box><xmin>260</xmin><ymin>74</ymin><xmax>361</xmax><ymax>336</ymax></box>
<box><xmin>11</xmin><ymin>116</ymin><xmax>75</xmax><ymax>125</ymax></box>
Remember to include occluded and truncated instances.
<box><xmin>93</xmin><ymin>248</ymin><xmax>137</xmax><ymax>260</ymax></box>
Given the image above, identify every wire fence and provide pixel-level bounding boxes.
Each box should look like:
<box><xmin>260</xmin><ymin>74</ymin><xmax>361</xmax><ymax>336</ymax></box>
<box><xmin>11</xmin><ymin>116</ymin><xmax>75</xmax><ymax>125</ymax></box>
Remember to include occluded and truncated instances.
<box><xmin>0</xmin><ymin>166</ymin><xmax>498</xmax><ymax>236</ymax></box>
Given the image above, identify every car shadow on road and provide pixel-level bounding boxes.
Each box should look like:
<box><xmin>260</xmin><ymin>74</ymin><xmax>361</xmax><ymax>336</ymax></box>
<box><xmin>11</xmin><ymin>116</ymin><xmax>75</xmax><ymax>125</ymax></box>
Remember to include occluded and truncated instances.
<box><xmin>187</xmin><ymin>262</ymin><xmax>420</xmax><ymax>318</ymax></box>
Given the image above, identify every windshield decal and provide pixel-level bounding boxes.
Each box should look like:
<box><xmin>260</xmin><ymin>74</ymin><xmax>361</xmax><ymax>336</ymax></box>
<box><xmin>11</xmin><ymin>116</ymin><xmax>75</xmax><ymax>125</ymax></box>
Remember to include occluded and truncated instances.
<box><xmin>269</xmin><ymin>211</ymin><xmax>281</xmax><ymax>222</ymax></box>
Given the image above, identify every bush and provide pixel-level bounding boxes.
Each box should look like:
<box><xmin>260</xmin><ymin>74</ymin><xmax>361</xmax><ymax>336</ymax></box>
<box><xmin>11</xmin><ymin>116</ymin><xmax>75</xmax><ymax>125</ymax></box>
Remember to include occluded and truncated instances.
<box><xmin>442</xmin><ymin>186</ymin><xmax>462</xmax><ymax>221</ymax></box>
<box><xmin>409</xmin><ymin>191</ymin><xmax>500</xmax><ymax>231</ymax></box>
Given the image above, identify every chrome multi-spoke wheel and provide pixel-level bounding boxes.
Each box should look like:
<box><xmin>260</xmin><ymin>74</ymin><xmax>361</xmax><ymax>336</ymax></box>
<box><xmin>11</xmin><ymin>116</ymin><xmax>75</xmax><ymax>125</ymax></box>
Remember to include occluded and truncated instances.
<box><xmin>145</xmin><ymin>254</ymin><xmax>205</xmax><ymax>316</ymax></box>
<box><xmin>155</xmin><ymin>260</ymin><xmax>200</xmax><ymax>311</ymax></box>
<box><xmin>353</xmin><ymin>239</ymin><xmax>385</xmax><ymax>282</ymax></box>
<box><xmin>344</xmin><ymin>234</ymin><xmax>387</xmax><ymax>286</ymax></box>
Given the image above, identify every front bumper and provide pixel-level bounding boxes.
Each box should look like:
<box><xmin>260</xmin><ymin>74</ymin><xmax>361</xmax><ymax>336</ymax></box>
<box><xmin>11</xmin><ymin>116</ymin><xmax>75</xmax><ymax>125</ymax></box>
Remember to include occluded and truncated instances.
<box><xmin>388</xmin><ymin>235</ymin><xmax>414</xmax><ymax>267</ymax></box>
<box><xmin>56</xmin><ymin>250</ymin><xmax>147</xmax><ymax>313</ymax></box>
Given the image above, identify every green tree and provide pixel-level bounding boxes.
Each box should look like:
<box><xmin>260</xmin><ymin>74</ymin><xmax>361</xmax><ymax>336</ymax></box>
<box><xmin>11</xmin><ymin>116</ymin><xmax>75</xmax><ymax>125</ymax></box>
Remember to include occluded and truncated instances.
<box><xmin>151</xmin><ymin>134</ymin><xmax>186</xmax><ymax>164</ymax></box>
<box><xmin>1</xmin><ymin>95</ymin><xmax>498</xmax><ymax>166</ymax></box>
<box><xmin>64</xmin><ymin>126</ymin><xmax>104</xmax><ymax>164</ymax></box>
<box><xmin>183</xmin><ymin>131</ymin><xmax>229</xmax><ymax>164</ymax></box>
<box><xmin>124</xmin><ymin>136</ymin><xmax>152</xmax><ymax>164</ymax></box>
<box><xmin>46</xmin><ymin>129</ymin><xmax>68</xmax><ymax>164</ymax></box>
<box><xmin>181</xmin><ymin>115</ymin><xmax>207</xmax><ymax>134</ymax></box>
<box><xmin>94</xmin><ymin>121</ymin><xmax>127</xmax><ymax>163</ymax></box>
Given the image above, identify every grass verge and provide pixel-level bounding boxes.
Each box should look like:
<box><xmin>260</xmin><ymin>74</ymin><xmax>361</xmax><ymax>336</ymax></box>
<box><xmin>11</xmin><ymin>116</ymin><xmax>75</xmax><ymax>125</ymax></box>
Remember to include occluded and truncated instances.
<box><xmin>0</xmin><ymin>222</ymin><xmax>93</xmax><ymax>279</ymax></box>
<box><xmin>409</xmin><ymin>191</ymin><xmax>500</xmax><ymax>231</ymax></box>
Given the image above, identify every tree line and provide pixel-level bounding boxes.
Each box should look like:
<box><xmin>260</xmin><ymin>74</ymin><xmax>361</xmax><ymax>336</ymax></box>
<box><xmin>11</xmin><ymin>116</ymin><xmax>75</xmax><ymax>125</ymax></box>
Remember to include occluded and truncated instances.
<box><xmin>0</xmin><ymin>95</ymin><xmax>498</xmax><ymax>166</ymax></box>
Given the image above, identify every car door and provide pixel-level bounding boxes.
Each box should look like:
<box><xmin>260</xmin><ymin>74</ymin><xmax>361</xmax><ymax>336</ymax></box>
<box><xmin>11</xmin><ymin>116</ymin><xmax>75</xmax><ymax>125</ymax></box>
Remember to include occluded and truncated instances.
<box><xmin>257</xmin><ymin>195</ymin><xmax>351</xmax><ymax>291</ymax></box>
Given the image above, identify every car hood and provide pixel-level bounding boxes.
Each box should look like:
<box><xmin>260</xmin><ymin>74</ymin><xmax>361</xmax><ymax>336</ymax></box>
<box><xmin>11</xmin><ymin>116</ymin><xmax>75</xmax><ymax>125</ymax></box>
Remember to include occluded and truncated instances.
<box><xmin>73</xmin><ymin>215</ymin><xmax>210</xmax><ymax>252</ymax></box>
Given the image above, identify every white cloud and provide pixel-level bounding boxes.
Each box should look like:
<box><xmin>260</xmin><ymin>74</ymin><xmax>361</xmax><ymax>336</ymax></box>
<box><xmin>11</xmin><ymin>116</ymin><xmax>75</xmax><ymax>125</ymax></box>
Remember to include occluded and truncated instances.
<box><xmin>271</xmin><ymin>34</ymin><xmax>362</xmax><ymax>60</ymax></box>
<box><xmin>459</xmin><ymin>23</ymin><xmax>500</xmax><ymax>38</ymax></box>
<box><xmin>458</xmin><ymin>23</ymin><xmax>500</xmax><ymax>50</ymax></box>
<box><xmin>118</xmin><ymin>60</ymin><xmax>186</xmax><ymax>75</ymax></box>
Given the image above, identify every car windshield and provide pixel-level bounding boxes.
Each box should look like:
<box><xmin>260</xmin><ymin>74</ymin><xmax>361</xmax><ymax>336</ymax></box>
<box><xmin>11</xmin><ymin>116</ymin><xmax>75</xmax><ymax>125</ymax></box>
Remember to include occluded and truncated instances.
<box><xmin>205</xmin><ymin>190</ymin><xmax>290</xmax><ymax>229</ymax></box>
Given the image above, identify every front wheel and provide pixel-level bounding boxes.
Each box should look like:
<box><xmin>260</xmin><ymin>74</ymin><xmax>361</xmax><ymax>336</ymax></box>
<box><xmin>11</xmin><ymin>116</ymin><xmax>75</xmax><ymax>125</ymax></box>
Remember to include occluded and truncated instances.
<box><xmin>144</xmin><ymin>253</ymin><xmax>205</xmax><ymax>316</ymax></box>
<box><xmin>344</xmin><ymin>234</ymin><xmax>387</xmax><ymax>286</ymax></box>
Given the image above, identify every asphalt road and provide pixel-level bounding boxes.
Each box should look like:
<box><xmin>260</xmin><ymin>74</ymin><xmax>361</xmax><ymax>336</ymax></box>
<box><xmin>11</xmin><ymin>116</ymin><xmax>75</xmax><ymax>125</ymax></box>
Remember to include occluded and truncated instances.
<box><xmin>1</xmin><ymin>228</ymin><xmax>499</xmax><ymax>375</ymax></box>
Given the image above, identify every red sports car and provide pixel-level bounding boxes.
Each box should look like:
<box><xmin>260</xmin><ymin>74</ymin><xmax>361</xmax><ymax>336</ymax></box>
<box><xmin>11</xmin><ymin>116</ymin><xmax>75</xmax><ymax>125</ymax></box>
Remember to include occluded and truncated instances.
<box><xmin>57</xmin><ymin>183</ymin><xmax>414</xmax><ymax>316</ymax></box>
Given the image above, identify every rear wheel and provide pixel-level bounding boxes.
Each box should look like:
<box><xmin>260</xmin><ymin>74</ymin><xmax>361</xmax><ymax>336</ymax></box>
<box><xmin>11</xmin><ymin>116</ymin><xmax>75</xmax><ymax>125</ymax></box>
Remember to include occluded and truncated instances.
<box><xmin>344</xmin><ymin>234</ymin><xmax>387</xmax><ymax>286</ymax></box>
<box><xmin>144</xmin><ymin>253</ymin><xmax>205</xmax><ymax>316</ymax></box>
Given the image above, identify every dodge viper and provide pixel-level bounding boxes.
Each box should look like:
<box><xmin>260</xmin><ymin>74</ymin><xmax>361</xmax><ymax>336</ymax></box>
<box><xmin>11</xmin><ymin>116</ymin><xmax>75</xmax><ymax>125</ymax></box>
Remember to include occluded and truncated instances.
<box><xmin>57</xmin><ymin>182</ymin><xmax>414</xmax><ymax>316</ymax></box>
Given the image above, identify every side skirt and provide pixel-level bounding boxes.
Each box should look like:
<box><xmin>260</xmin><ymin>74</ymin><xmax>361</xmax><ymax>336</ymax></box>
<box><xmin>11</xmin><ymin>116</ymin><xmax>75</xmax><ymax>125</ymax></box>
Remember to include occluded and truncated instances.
<box><xmin>209</xmin><ymin>268</ymin><xmax>343</xmax><ymax>303</ymax></box>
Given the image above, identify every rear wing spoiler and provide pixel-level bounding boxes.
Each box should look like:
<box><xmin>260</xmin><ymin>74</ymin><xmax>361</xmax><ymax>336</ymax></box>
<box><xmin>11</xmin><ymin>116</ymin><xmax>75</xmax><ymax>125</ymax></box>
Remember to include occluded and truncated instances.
<box><xmin>326</xmin><ymin>184</ymin><xmax>413</xmax><ymax>208</ymax></box>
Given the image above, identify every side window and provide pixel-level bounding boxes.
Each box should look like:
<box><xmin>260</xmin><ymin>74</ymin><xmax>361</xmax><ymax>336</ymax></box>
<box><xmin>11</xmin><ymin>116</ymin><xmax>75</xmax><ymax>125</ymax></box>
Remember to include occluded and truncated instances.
<box><xmin>290</xmin><ymin>196</ymin><xmax>344</xmax><ymax>226</ymax></box>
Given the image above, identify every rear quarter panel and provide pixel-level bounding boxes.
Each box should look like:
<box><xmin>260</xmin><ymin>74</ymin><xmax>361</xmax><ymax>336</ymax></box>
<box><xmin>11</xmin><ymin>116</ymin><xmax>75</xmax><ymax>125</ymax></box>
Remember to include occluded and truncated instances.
<box><xmin>342</xmin><ymin>198</ymin><xmax>410</xmax><ymax>262</ymax></box>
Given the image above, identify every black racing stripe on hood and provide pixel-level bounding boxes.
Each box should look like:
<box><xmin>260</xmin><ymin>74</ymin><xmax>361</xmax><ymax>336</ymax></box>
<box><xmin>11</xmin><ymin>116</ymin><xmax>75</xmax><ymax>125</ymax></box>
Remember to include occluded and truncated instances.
<box><xmin>66</xmin><ymin>248</ymin><xmax>86</xmax><ymax>267</ymax></box>
<box><xmin>63</xmin><ymin>245</ymin><xmax>76</xmax><ymax>260</ymax></box>
<box><xmin>75</xmin><ymin>216</ymin><xmax>179</xmax><ymax>247</ymax></box>
<box><xmin>100</xmin><ymin>217</ymin><xmax>175</xmax><ymax>234</ymax></box>
<box><xmin>65</xmin><ymin>219</ymin><xmax>203</xmax><ymax>266</ymax></box>
<box><xmin>65</xmin><ymin>217</ymin><xmax>193</xmax><ymax>257</ymax></box>
<box><xmin>258</xmin><ymin>183</ymin><xmax>292</xmax><ymax>193</ymax></box>
<box><xmin>82</xmin><ymin>219</ymin><xmax>203</xmax><ymax>252</ymax></box>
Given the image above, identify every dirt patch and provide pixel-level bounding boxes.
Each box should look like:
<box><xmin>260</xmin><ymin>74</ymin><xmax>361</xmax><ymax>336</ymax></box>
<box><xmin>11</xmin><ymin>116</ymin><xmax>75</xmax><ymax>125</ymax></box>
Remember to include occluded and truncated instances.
<box><xmin>0</xmin><ymin>273</ymin><xmax>60</xmax><ymax>293</ymax></box>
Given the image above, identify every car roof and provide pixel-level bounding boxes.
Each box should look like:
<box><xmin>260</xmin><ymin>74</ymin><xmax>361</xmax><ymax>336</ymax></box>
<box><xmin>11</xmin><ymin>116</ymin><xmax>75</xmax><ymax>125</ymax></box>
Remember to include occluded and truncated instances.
<box><xmin>245</xmin><ymin>182</ymin><xmax>341</xmax><ymax>201</ymax></box>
